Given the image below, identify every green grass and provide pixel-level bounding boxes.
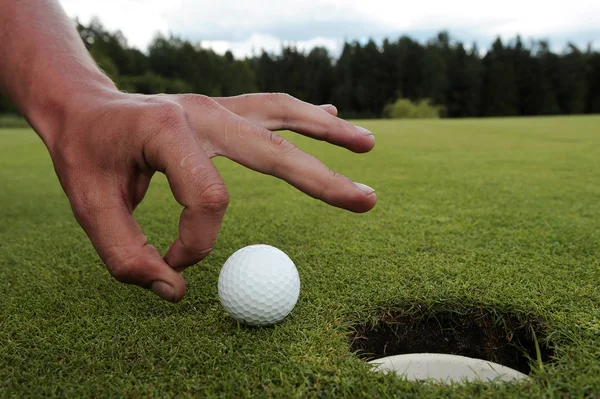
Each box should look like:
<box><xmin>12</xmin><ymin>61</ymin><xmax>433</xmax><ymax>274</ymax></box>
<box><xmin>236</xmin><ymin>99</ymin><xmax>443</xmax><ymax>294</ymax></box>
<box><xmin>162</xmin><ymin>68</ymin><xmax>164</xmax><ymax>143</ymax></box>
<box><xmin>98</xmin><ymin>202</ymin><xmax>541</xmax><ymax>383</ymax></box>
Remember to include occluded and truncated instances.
<box><xmin>1</xmin><ymin>116</ymin><xmax>600</xmax><ymax>397</ymax></box>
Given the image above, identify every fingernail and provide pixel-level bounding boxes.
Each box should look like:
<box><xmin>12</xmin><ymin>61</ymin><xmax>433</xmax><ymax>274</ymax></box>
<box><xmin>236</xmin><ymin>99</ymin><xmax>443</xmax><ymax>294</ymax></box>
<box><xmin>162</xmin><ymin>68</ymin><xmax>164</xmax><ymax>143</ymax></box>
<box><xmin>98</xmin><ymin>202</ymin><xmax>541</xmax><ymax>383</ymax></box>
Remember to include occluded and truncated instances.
<box><xmin>354</xmin><ymin>182</ymin><xmax>375</xmax><ymax>195</ymax></box>
<box><xmin>355</xmin><ymin>125</ymin><xmax>373</xmax><ymax>136</ymax></box>
<box><xmin>151</xmin><ymin>281</ymin><xmax>175</xmax><ymax>302</ymax></box>
<box><xmin>319</xmin><ymin>104</ymin><xmax>337</xmax><ymax>112</ymax></box>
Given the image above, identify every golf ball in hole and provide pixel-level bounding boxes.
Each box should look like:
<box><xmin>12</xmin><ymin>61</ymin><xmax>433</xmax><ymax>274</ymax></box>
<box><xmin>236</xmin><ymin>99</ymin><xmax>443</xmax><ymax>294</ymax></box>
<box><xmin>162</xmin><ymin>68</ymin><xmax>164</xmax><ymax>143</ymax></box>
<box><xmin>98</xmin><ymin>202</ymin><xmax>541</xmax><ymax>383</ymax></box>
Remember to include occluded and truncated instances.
<box><xmin>218</xmin><ymin>245</ymin><xmax>300</xmax><ymax>327</ymax></box>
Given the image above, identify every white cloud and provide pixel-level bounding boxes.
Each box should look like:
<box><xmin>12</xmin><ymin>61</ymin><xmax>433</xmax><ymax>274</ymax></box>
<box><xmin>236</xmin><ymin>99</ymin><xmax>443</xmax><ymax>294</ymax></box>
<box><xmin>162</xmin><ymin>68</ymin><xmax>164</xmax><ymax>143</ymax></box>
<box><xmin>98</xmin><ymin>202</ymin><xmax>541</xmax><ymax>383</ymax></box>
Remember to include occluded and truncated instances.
<box><xmin>199</xmin><ymin>34</ymin><xmax>344</xmax><ymax>58</ymax></box>
<box><xmin>59</xmin><ymin>0</ymin><xmax>599</xmax><ymax>56</ymax></box>
<box><xmin>325</xmin><ymin>0</ymin><xmax>598</xmax><ymax>34</ymax></box>
<box><xmin>60</xmin><ymin>0</ymin><xmax>172</xmax><ymax>49</ymax></box>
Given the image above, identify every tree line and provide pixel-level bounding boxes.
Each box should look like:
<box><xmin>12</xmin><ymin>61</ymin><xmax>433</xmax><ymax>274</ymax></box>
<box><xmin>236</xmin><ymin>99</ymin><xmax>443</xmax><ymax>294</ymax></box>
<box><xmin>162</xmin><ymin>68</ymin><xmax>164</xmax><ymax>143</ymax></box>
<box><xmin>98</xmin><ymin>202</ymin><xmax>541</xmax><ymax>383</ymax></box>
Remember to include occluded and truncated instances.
<box><xmin>1</xmin><ymin>18</ymin><xmax>599</xmax><ymax>118</ymax></box>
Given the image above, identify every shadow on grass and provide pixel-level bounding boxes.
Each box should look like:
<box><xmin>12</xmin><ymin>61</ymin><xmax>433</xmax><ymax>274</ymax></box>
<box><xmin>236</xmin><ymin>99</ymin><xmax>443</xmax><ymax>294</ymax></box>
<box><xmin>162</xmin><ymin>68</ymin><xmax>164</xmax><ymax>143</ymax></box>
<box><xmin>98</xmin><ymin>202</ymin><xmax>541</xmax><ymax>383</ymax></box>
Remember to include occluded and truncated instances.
<box><xmin>349</xmin><ymin>306</ymin><xmax>554</xmax><ymax>375</ymax></box>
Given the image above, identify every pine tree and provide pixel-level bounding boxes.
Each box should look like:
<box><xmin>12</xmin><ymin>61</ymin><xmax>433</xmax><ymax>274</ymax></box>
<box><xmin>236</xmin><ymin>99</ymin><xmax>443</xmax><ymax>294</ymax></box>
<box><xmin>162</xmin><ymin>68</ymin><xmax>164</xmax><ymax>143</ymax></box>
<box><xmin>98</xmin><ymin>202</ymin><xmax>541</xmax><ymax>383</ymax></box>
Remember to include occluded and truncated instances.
<box><xmin>480</xmin><ymin>38</ymin><xmax>519</xmax><ymax>116</ymax></box>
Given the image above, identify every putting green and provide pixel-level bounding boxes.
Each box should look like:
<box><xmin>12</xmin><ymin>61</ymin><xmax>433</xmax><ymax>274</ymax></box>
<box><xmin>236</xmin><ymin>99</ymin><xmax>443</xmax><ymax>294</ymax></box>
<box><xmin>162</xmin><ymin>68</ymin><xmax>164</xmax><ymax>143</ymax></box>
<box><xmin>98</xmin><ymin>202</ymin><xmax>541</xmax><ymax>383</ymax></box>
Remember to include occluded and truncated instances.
<box><xmin>1</xmin><ymin>116</ymin><xmax>599</xmax><ymax>397</ymax></box>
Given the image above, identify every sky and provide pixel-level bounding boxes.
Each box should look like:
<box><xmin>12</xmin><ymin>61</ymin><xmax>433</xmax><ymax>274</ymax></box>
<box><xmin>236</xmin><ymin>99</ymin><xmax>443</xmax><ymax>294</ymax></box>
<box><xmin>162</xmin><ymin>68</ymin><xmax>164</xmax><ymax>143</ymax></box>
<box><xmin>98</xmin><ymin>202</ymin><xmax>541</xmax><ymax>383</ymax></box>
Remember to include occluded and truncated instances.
<box><xmin>60</xmin><ymin>0</ymin><xmax>600</xmax><ymax>58</ymax></box>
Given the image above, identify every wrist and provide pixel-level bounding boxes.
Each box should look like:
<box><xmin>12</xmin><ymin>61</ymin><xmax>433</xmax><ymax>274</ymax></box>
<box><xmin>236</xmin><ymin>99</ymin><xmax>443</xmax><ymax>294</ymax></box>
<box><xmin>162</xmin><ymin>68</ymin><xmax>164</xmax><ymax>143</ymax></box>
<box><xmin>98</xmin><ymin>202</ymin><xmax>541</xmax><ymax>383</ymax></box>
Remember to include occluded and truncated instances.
<box><xmin>25</xmin><ymin>73</ymin><xmax>119</xmax><ymax>150</ymax></box>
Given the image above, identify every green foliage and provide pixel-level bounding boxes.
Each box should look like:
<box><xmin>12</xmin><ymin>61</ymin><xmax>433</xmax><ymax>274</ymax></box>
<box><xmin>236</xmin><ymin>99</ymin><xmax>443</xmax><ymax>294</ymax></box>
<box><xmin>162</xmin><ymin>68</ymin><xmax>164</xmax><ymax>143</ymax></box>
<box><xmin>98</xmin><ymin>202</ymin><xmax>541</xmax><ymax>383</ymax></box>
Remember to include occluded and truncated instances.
<box><xmin>556</xmin><ymin>44</ymin><xmax>588</xmax><ymax>114</ymax></box>
<box><xmin>0</xmin><ymin>114</ymin><xmax>29</xmax><ymax>128</ymax></box>
<box><xmin>446</xmin><ymin>43</ymin><xmax>482</xmax><ymax>117</ymax></box>
<box><xmin>77</xmin><ymin>17</ymin><xmax>144</xmax><ymax>77</ymax></box>
<box><xmin>384</xmin><ymin>98</ymin><xmax>415</xmax><ymax>118</ymax></box>
<box><xmin>0</xmin><ymin>94</ymin><xmax>19</xmax><ymax>115</ymax></box>
<box><xmin>480</xmin><ymin>38</ymin><xmax>519</xmax><ymax>116</ymax></box>
<box><xmin>147</xmin><ymin>35</ymin><xmax>257</xmax><ymax>97</ymax></box>
<box><xmin>2</xmin><ymin>116</ymin><xmax>600</xmax><ymax>396</ymax></box>
<box><xmin>586</xmin><ymin>53</ymin><xmax>600</xmax><ymax>113</ymax></box>
<box><xmin>116</xmin><ymin>72</ymin><xmax>192</xmax><ymax>94</ymax></box>
<box><xmin>89</xmin><ymin>49</ymin><xmax>119</xmax><ymax>79</ymax></box>
<box><xmin>383</xmin><ymin>98</ymin><xmax>444</xmax><ymax>119</ymax></box>
<box><xmin>251</xmin><ymin>46</ymin><xmax>333</xmax><ymax>105</ymax></box>
<box><xmin>2</xmin><ymin>19</ymin><xmax>600</xmax><ymax>120</ymax></box>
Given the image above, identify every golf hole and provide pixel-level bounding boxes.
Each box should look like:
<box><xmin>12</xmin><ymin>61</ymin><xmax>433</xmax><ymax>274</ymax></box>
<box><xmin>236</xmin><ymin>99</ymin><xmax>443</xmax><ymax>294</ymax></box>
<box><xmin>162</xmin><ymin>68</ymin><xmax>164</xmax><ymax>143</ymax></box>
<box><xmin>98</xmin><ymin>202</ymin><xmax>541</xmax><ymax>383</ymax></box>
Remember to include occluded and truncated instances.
<box><xmin>349</xmin><ymin>307</ymin><xmax>553</xmax><ymax>384</ymax></box>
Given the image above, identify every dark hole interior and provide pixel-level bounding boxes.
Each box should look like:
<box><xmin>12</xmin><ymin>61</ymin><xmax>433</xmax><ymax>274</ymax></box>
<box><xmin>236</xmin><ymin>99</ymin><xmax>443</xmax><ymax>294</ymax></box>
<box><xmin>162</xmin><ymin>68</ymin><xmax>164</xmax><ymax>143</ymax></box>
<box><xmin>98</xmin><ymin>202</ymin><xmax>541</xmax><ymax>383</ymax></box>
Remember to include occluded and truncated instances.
<box><xmin>349</xmin><ymin>308</ymin><xmax>554</xmax><ymax>375</ymax></box>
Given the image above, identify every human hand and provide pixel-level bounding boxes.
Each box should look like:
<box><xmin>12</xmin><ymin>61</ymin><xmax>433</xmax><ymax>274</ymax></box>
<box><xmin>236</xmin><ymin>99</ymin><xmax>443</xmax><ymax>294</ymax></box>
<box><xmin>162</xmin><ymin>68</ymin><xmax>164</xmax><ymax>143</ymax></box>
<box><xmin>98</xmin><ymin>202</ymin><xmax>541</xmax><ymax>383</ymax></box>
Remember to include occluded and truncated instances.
<box><xmin>48</xmin><ymin>91</ymin><xmax>376</xmax><ymax>302</ymax></box>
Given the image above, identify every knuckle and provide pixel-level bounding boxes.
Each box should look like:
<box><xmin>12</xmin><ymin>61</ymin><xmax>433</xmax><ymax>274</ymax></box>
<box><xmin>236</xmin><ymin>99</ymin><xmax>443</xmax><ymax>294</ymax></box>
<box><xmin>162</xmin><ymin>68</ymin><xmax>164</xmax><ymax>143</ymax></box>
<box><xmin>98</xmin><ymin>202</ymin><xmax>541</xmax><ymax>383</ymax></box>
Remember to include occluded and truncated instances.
<box><xmin>229</xmin><ymin>118</ymin><xmax>252</xmax><ymax>140</ymax></box>
<box><xmin>272</xmin><ymin>92</ymin><xmax>295</xmax><ymax>104</ymax></box>
<box><xmin>241</xmin><ymin>93</ymin><xmax>255</xmax><ymax>101</ymax></box>
<box><xmin>268</xmin><ymin>130</ymin><xmax>286</xmax><ymax>148</ymax></box>
<box><xmin>266</xmin><ymin>132</ymin><xmax>298</xmax><ymax>174</ymax></box>
<box><xmin>198</xmin><ymin>183</ymin><xmax>230</xmax><ymax>214</ymax></box>
<box><xmin>319</xmin><ymin>169</ymin><xmax>341</xmax><ymax>199</ymax></box>
<box><xmin>325</xmin><ymin>118</ymin><xmax>346</xmax><ymax>138</ymax></box>
<box><xmin>182</xmin><ymin>94</ymin><xmax>218</xmax><ymax>109</ymax></box>
<box><xmin>100</xmin><ymin>230</ymin><xmax>151</xmax><ymax>285</ymax></box>
<box><xmin>266</xmin><ymin>93</ymin><xmax>296</xmax><ymax>128</ymax></box>
<box><xmin>180</xmin><ymin>152</ymin><xmax>208</xmax><ymax>178</ymax></box>
<box><xmin>69</xmin><ymin>187</ymin><xmax>105</xmax><ymax>227</ymax></box>
<box><xmin>230</xmin><ymin>119</ymin><xmax>270</xmax><ymax>147</ymax></box>
<box><xmin>104</xmin><ymin>235</ymin><xmax>150</xmax><ymax>284</ymax></box>
<box><xmin>328</xmin><ymin>168</ymin><xmax>342</xmax><ymax>180</ymax></box>
<box><xmin>326</xmin><ymin>167</ymin><xmax>341</xmax><ymax>185</ymax></box>
<box><xmin>268</xmin><ymin>131</ymin><xmax>296</xmax><ymax>155</ymax></box>
<box><xmin>106</xmin><ymin>250</ymin><xmax>138</xmax><ymax>284</ymax></box>
<box><xmin>153</xmin><ymin>101</ymin><xmax>187</xmax><ymax>130</ymax></box>
<box><xmin>177</xmin><ymin>244</ymin><xmax>213</xmax><ymax>266</ymax></box>
<box><xmin>71</xmin><ymin>199</ymin><xmax>92</xmax><ymax>227</ymax></box>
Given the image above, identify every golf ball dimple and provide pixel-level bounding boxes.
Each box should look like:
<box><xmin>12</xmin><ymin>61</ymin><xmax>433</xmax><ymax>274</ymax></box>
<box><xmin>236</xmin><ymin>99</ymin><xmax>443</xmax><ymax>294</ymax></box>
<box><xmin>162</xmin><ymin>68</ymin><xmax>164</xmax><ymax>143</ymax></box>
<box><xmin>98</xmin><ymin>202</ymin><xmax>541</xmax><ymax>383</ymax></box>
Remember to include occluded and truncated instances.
<box><xmin>218</xmin><ymin>245</ymin><xmax>300</xmax><ymax>327</ymax></box>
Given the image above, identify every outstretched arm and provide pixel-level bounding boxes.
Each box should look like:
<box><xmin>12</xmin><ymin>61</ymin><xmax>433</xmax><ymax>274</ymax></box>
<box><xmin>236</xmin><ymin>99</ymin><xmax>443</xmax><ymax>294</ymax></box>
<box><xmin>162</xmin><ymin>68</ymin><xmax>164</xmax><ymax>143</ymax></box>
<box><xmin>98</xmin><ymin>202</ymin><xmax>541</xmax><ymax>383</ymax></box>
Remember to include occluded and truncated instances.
<box><xmin>0</xmin><ymin>0</ymin><xmax>377</xmax><ymax>302</ymax></box>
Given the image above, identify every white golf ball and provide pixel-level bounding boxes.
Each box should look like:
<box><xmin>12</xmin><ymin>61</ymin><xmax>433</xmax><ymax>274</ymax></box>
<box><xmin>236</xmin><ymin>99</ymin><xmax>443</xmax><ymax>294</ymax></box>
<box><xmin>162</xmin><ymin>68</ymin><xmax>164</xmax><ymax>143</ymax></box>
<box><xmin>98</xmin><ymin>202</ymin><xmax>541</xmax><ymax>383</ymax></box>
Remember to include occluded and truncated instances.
<box><xmin>218</xmin><ymin>244</ymin><xmax>300</xmax><ymax>326</ymax></box>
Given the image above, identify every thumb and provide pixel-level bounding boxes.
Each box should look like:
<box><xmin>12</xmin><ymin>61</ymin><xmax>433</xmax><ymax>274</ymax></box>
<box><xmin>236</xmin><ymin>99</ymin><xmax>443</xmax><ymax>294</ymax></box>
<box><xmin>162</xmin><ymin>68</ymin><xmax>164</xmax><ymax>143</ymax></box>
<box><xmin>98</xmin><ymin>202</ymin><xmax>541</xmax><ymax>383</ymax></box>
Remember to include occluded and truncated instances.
<box><xmin>70</xmin><ymin>183</ymin><xmax>186</xmax><ymax>302</ymax></box>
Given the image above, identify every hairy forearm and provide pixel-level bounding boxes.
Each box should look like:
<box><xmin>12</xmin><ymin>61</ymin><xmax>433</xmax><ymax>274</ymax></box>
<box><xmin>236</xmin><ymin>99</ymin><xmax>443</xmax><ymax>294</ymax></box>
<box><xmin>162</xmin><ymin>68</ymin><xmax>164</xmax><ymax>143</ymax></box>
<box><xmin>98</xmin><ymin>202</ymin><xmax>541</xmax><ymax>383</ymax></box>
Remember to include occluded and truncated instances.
<box><xmin>0</xmin><ymin>0</ymin><xmax>117</xmax><ymax>146</ymax></box>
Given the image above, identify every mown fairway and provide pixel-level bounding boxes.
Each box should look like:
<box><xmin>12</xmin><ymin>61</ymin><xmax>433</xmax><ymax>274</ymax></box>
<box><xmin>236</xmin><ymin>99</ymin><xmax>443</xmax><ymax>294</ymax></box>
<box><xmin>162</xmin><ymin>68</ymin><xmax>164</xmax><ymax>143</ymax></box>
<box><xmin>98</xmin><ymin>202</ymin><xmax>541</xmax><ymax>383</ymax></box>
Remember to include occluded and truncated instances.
<box><xmin>1</xmin><ymin>116</ymin><xmax>599</xmax><ymax>397</ymax></box>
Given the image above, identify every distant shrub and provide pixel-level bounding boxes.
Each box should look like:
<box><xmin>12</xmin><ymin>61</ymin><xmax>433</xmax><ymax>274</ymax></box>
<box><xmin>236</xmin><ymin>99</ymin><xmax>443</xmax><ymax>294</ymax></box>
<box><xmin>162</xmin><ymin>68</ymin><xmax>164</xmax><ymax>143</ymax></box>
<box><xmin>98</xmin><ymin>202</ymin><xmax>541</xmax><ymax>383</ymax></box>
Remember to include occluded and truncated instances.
<box><xmin>1</xmin><ymin>93</ymin><xmax>19</xmax><ymax>115</ymax></box>
<box><xmin>116</xmin><ymin>73</ymin><xmax>193</xmax><ymax>95</ymax></box>
<box><xmin>0</xmin><ymin>114</ymin><xmax>30</xmax><ymax>129</ymax></box>
<box><xmin>383</xmin><ymin>99</ymin><xmax>415</xmax><ymax>118</ymax></box>
<box><xmin>383</xmin><ymin>98</ymin><xmax>444</xmax><ymax>119</ymax></box>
